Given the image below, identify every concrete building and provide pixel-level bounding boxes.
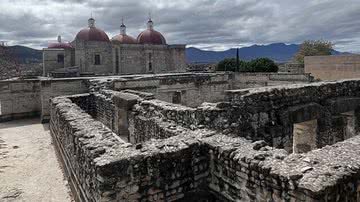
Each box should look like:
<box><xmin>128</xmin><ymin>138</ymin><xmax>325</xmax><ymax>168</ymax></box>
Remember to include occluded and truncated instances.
<box><xmin>42</xmin><ymin>17</ymin><xmax>187</xmax><ymax>77</ymax></box>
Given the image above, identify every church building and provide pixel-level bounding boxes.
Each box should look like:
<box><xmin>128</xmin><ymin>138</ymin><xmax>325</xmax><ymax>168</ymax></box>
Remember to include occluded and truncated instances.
<box><xmin>43</xmin><ymin>17</ymin><xmax>187</xmax><ymax>76</ymax></box>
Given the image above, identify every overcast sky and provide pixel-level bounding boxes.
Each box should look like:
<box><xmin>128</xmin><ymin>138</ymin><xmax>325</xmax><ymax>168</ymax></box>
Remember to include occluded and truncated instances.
<box><xmin>0</xmin><ymin>0</ymin><xmax>360</xmax><ymax>52</ymax></box>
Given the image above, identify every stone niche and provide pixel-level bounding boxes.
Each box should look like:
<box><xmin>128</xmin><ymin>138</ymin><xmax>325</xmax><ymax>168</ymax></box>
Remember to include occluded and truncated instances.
<box><xmin>293</xmin><ymin>119</ymin><xmax>317</xmax><ymax>153</ymax></box>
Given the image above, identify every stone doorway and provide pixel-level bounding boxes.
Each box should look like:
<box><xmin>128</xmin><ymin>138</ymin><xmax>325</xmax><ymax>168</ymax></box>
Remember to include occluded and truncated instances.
<box><xmin>293</xmin><ymin>119</ymin><xmax>317</xmax><ymax>153</ymax></box>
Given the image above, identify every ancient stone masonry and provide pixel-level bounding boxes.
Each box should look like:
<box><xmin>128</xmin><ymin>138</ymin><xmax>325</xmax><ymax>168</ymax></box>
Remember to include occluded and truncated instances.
<box><xmin>0</xmin><ymin>79</ymin><xmax>41</xmax><ymax>121</ymax></box>
<box><xmin>8</xmin><ymin>72</ymin><xmax>360</xmax><ymax>201</ymax></box>
<box><xmin>50</xmin><ymin>96</ymin><xmax>213</xmax><ymax>201</ymax></box>
<box><xmin>0</xmin><ymin>72</ymin><xmax>313</xmax><ymax>123</ymax></box>
<box><xmin>49</xmin><ymin>78</ymin><xmax>360</xmax><ymax>201</ymax></box>
<box><xmin>223</xmin><ymin>80</ymin><xmax>360</xmax><ymax>151</ymax></box>
<box><xmin>129</xmin><ymin>79</ymin><xmax>360</xmax><ymax>153</ymax></box>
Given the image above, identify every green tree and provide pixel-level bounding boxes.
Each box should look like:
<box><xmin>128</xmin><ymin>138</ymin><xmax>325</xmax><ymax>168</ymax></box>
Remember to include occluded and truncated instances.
<box><xmin>216</xmin><ymin>58</ymin><xmax>237</xmax><ymax>71</ymax></box>
<box><xmin>216</xmin><ymin>57</ymin><xmax>278</xmax><ymax>72</ymax></box>
<box><xmin>293</xmin><ymin>40</ymin><xmax>333</xmax><ymax>64</ymax></box>
<box><xmin>248</xmin><ymin>58</ymin><xmax>278</xmax><ymax>72</ymax></box>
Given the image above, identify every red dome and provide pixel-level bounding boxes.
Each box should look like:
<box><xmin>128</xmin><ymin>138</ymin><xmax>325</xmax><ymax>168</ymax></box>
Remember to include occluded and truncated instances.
<box><xmin>75</xmin><ymin>27</ymin><xmax>110</xmax><ymax>42</ymax></box>
<box><xmin>48</xmin><ymin>42</ymin><xmax>73</xmax><ymax>49</ymax></box>
<box><xmin>111</xmin><ymin>34</ymin><xmax>137</xmax><ymax>44</ymax></box>
<box><xmin>137</xmin><ymin>29</ymin><xmax>166</xmax><ymax>45</ymax></box>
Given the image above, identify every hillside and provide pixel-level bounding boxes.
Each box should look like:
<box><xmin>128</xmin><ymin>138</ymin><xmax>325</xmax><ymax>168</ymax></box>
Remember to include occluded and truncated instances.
<box><xmin>0</xmin><ymin>45</ymin><xmax>42</xmax><ymax>79</ymax></box>
<box><xmin>186</xmin><ymin>43</ymin><xmax>345</xmax><ymax>64</ymax></box>
<box><xmin>1</xmin><ymin>45</ymin><xmax>42</xmax><ymax>64</ymax></box>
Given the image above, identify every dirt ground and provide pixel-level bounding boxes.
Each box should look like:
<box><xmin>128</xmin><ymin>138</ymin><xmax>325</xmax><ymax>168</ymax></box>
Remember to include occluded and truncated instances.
<box><xmin>0</xmin><ymin>118</ymin><xmax>73</xmax><ymax>202</ymax></box>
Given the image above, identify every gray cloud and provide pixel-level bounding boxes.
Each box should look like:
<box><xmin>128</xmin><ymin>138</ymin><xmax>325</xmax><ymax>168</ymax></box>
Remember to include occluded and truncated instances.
<box><xmin>0</xmin><ymin>0</ymin><xmax>359</xmax><ymax>52</ymax></box>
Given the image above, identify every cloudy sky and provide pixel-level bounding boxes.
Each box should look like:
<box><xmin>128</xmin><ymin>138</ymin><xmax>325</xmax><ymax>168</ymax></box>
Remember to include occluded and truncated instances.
<box><xmin>0</xmin><ymin>0</ymin><xmax>360</xmax><ymax>52</ymax></box>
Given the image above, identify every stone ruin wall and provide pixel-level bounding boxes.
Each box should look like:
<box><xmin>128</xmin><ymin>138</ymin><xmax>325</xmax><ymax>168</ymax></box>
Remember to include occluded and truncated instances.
<box><xmin>111</xmin><ymin>73</ymin><xmax>231</xmax><ymax>107</ymax></box>
<box><xmin>223</xmin><ymin>80</ymin><xmax>360</xmax><ymax>151</ymax></box>
<box><xmin>0</xmin><ymin>72</ymin><xmax>313</xmax><ymax>123</ymax></box>
<box><xmin>50</xmin><ymin>95</ymin><xmax>212</xmax><ymax>201</ymax></box>
<box><xmin>131</xmin><ymin>79</ymin><xmax>360</xmax><ymax>153</ymax></box>
<box><xmin>49</xmin><ymin>81</ymin><xmax>360</xmax><ymax>201</ymax></box>
<box><xmin>231</xmin><ymin>72</ymin><xmax>312</xmax><ymax>89</ymax></box>
<box><xmin>40</xmin><ymin>78</ymin><xmax>89</xmax><ymax>121</ymax></box>
<box><xmin>0</xmin><ymin>79</ymin><xmax>41</xmax><ymax>121</ymax></box>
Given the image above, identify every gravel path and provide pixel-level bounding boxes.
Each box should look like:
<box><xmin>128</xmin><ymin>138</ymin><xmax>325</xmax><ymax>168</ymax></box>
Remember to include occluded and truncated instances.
<box><xmin>0</xmin><ymin>118</ymin><xmax>73</xmax><ymax>202</ymax></box>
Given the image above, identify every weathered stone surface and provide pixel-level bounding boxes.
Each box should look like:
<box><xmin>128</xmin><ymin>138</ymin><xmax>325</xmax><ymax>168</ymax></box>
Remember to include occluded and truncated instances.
<box><xmin>4</xmin><ymin>75</ymin><xmax>356</xmax><ymax>201</ymax></box>
<box><xmin>50</xmin><ymin>82</ymin><xmax>360</xmax><ymax>201</ymax></box>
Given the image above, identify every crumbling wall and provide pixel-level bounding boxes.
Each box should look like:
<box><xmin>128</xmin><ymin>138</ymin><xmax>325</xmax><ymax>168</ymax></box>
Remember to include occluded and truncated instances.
<box><xmin>50</xmin><ymin>96</ymin><xmax>212</xmax><ymax>202</ymax></box>
<box><xmin>92</xmin><ymin>91</ymin><xmax>116</xmax><ymax>131</ymax></box>
<box><xmin>203</xmin><ymin>133</ymin><xmax>360</xmax><ymax>201</ymax></box>
<box><xmin>40</xmin><ymin>78</ymin><xmax>88</xmax><ymax>122</ymax></box>
<box><xmin>97</xmin><ymin>136</ymin><xmax>211</xmax><ymax>201</ymax></box>
<box><xmin>0</xmin><ymin>72</ymin><xmax>313</xmax><ymax>122</ymax></box>
<box><xmin>130</xmin><ymin>79</ymin><xmax>360</xmax><ymax>152</ymax></box>
<box><xmin>231</xmin><ymin>72</ymin><xmax>312</xmax><ymax>89</ymax></box>
<box><xmin>221</xmin><ymin>79</ymin><xmax>360</xmax><ymax>150</ymax></box>
<box><xmin>50</xmin><ymin>96</ymin><xmax>126</xmax><ymax>201</ymax></box>
<box><xmin>50</xmin><ymin>89</ymin><xmax>360</xmax><ymax>202</ymax></box>
<box><xmin>204</xmin><ymin>136</ymin><xmax>290</xmax><ymax>201</ymax></box>
<box><xmin>112</xmin><ymin>73</ymin><xmax>231</xmax><ymax>107</ymax></box>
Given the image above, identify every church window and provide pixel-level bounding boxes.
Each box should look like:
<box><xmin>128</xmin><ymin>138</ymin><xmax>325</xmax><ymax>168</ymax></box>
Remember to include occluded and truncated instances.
<box><xmin>94</xmin><ymin>54</ymin><xmax>101</xmax><ymax>65</ymax></box>
<box><xmin>172</xmin><ymin>91</ymin><xmax>181</xmax><ymax>104</ymax></box>
<box><xmin>57</xmin><ymin>54</ymin><xmax>64</xmax><ymax>63</ymax></box>
<box><xmin>149</xmin><ymin>62</ymin><xmax>152</xmax><ymax>72</ymax></box>
<box><xmin>148</xmin><ymin>53</ymin><xmax>152</xmax><ymax>72</ymax></box>
<box><xmin>115</xmin><ymin>48</ymin><xmax>119</xmax><ymax>74</ymax></box>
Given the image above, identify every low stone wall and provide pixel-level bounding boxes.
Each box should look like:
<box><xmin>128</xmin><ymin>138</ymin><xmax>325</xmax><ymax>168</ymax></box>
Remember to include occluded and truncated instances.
<box><xmin>50</xmin><ymin>96</ymin><xmax>126</xmax><ymax>201</ymax></box>
<box><xmin>204</xmin><ymin>133</ymin><xmax>360</xmax><ymax>201</ymax></box>
<box><xmin>0</xmin><ymin>72</ymin><xmax>314</xmax><ymax>122</ymax></box>
<box><xmin>130</xmin><ymin>79</ymin><xmax>360</xmax><ymax>153</ymax></box>
<box><xmin>278</xmin><ymin>63</ymin><xmax>304</xmax><ymax>74</ymax></box>
<box><xmin>50</xmin><ymin>96</ymin><xmax>212</xmax><ymax>201</ymax></box>
<box><xmin>221</xmin><ymin>79</ymin><xmax>360</xmax><ymax>151</ymax></box>
<box><xmin>0</xmin><ymin>77</ymin><xmax>89</xmax><ymax>122</ymax></box>
<box><xmin>111</xmin><ymin>73</ymin><xmax>231</xmax><ymax>107</ymax></box>
<box><xmin>92</xmin><ymin>91</ymin><xmax>116</xmax><ymax>131</ymax></box>
<box><xmin>231</xmin><ymin>72</ymin><xmax>312</xmax><ymax>89</ymax></box>
<box><xmin>50</xmin><ymin>90</ymin><xmax>360</xmax><ymax>201</ymax></box>
<box><xmin>40</xmin><ymin>78</ymin><xmax>89</xmax><ymax>122</ymax></box>
<box><xmin>204</xmin><ymin>135</ymin><xmax>290</xmax><ymax>201</ymax></box>
<box><xmin>0</xmin><ymin>79</ymin><xmax>41</xmax><ymax>121</ymax></box>
<box><xmin>51</xmin><ymin>94</ymin><xmax>360</xmax><ymax>201</ymax></box>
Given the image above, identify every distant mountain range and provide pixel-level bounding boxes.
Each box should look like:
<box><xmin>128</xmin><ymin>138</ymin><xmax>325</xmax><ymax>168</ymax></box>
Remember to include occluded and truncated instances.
<box><xmin>1</xmin><ymin>43</ymin><xmax>348</xmax><ymax>64</ymax></box>
<box><xmin>186</xmin><ymin>43</ymin><xmax>347</xmax><ymax>64</ymax></box>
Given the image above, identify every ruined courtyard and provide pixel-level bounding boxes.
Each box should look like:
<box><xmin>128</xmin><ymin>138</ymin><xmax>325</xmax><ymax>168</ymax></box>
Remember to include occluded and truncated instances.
<box><xmin>1</xmin><ymin>72</ymin><xmax>360</xmax><ymax>201</ymax></box>
<box><xmin>2</xmin><ymin>0</ymin><xmax>360</xmax><ymax>201</ymax></box>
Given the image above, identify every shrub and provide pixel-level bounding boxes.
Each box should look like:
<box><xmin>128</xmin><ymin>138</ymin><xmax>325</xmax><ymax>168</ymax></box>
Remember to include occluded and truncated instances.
<box><xmin>216</xmin><ymin>57</ymin><xmax>278</xmax><ymax>72</ymax></box>
<box><xmin>248</xmin><ymin>58</ymin><xmax>278</xmax><ymax>72</ymax></box>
